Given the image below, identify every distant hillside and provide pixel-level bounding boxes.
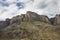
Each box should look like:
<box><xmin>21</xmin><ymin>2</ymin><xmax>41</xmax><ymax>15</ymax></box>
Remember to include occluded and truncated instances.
<box><xmin>0</xmin><ymin>11</ymin><xmax>60</xmax><ymax>40</ymax></box>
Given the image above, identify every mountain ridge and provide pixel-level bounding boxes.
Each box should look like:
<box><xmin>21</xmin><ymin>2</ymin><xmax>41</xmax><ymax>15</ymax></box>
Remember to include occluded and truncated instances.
<box><xmin>0</xmin><ymin>11</ymin><xmax>60</xmax><ymax>28</ymax></box>
<box><xmin>0</xmin><ymin>11</ymin><xmax>60</xmax><ymax>40</ymax></box>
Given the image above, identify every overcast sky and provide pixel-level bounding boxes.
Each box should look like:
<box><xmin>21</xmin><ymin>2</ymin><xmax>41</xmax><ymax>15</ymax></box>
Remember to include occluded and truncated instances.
<box><xmin>0</xmin><ymin>0</ymin><xmax>60</xmax><ymax>20</ymax></box>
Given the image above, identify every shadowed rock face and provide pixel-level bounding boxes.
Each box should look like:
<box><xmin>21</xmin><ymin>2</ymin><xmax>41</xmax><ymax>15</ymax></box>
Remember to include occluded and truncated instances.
<box><xmin>0</xmin><ymin>18</ymin><xmax>10</xmax><ymax>29</ymax></box>
<box><xmin>49</xmin><ymin>15</ymin><xmax>60</xmax><ymax>24</ymax></box>
<box><xmin>0</xmin><ymin>21</ymin><xmax>9</xmax><ymax>29</ymax></box>
<box><xmin>50</xmin><ymin>15</ymin><xmax>60</xmax><ymax>25</ymax></box>
<box><xmin>49</xmin><ymin>18</ymin><xmax>56</xmax><ymax>25</ymax></box>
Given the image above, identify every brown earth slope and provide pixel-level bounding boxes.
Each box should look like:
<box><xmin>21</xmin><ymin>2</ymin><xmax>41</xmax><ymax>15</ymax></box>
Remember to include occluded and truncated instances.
<box><xmin>0</xmin><ymin>21</ymin><xmax>60</xmax><ymax>40</ymax></box>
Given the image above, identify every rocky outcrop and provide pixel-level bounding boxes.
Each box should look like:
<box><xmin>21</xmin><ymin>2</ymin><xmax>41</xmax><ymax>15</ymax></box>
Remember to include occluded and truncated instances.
<box><xmin>0</xmin><ymin>11</ymin><xmax>60</xmax><ymax>28</ymax></box>
<box><xmin>0</xmin><ymin>18</ymin><xmax>11</xmax><ymax>29</ymax></box>
<box><xmin>25</xmin><ymin>11</ymin><xmax>50</xmax><ymax>23</ymax></box>
<box><xmin>39</xmin><ymin>15</ymin><xmax>50</xmax><ymax>23</ymax></box>
<box><xmin>55</xmin><ymin>15</ymin><xmax>60</xmax><ymax>24</ymax></box>
<box><xmin>49</xmin><ymin>14</ymin><xmax>60</xmax><ymax>25</ymax></box>
<box><xmin>9</xmin><ymin>11</ymin><xmax>50</xmax><ymax>24</ymax></box>
<box><xmin>0</xmin><ymin>21</ymin><xmax>10</xmax><ymax>29</ymax></box>
<box><xmin>49</xmin><ymin>18</ymin><xmax>56</xmax><ymax>24</ymax></box>
<box><xmin>10</xmin><ymin>15</ymin><xmax>21</xmax><ymax>24</ymax></box>
<box><xmin>24</xmin><ymin>11</ymin><xmax>41</xmax><ymax>21</ymax></box>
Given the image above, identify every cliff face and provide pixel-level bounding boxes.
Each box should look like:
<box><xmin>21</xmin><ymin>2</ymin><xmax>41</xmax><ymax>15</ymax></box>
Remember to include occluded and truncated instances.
<box><xmin>9</xmin><ymin>11</ymin><xmax>50</xmax><ymax>24</ymax></box>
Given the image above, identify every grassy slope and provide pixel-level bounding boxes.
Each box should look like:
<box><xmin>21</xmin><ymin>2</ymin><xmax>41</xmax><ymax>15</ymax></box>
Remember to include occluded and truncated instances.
<box><xmin>0</xmin><ymin>21</ymin><xmax>60</xmax><ymax>40</ymax></box>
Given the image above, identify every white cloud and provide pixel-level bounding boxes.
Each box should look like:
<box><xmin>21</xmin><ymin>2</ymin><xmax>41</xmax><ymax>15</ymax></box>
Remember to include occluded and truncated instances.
<box><xmin>6</xmin><ymin>0</ymin><xmax>17</xmax><ymax>3</ymax></box>
<box><xmin>0</xmin><ymin>0</ymin><xmax>60</xmax><ymax>20</ymax></box>
<box><xmin>0</xmin><ymin>4</ymin><xmax>18</xmax><ymax>20</ymax></box>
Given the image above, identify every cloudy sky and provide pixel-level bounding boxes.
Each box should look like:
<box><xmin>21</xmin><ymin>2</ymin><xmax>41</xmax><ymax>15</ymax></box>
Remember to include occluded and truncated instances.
<box><xmin>0</xmin><ymin>0</ymin><xmax>60</xmax><ymax>20</ymax></box>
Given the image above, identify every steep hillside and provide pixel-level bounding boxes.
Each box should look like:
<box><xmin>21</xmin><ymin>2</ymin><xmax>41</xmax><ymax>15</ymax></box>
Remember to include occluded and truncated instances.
<box><xmin>0</xmin><ymin>21</ymin><xmax>60</xmax><ymax>40</ymax></box>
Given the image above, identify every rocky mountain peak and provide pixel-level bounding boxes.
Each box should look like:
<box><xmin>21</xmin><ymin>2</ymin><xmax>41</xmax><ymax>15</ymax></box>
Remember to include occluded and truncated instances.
<box><xmin>26</xmin><ymin>11</ymin><xmax>38</xmax><ymax>15</ymax></box>
<box><xmin>0</xmin><ymin>11</ymin><xmax>60</xmax><ymax>28</ymax></box>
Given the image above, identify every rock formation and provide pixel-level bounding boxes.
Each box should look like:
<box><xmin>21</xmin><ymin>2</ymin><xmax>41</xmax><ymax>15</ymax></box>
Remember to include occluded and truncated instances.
<box><xmin>49</xmin><ymin>18</ymin><xmax>56</xmax><ymax>24</ymax></box>
<box><xmin>50</xmin><ymin>14</ymin><xmax>60</xmax><ymax>25</ymax></box>
<box><xmin>55</xmin><ymin>15</ymin><xmax>60</xmax><ymax>24</ymax></box>
<box><xmin>0</xmin><ymin>21</ymin><xmax>9</xmax><ymax>29</ymax></box>
<box><xmin>9</xmin><ymin>11</ymin><xmax>50</xmax><ymax>24</ymax></box>
<box><xmin>0</xmin><ymin>11</ymin><xmax>60</xmax><ymax>28</ymax></box>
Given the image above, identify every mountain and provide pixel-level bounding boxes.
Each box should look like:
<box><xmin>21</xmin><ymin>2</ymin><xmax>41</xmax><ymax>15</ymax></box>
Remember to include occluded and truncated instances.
<box><xmin>9</xmin><ymin>11</ymin><xmax>50</xmax><ymax>24</ymax></box>
<box><xmin>0</xmin><ymin>11</ymin><xmax>49</xmax><ymax>29</ymax></box>
<box><xmin>0</xmin><ymin>11</ymin><xmax>60</xmax><ymax>40</ymax></box>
